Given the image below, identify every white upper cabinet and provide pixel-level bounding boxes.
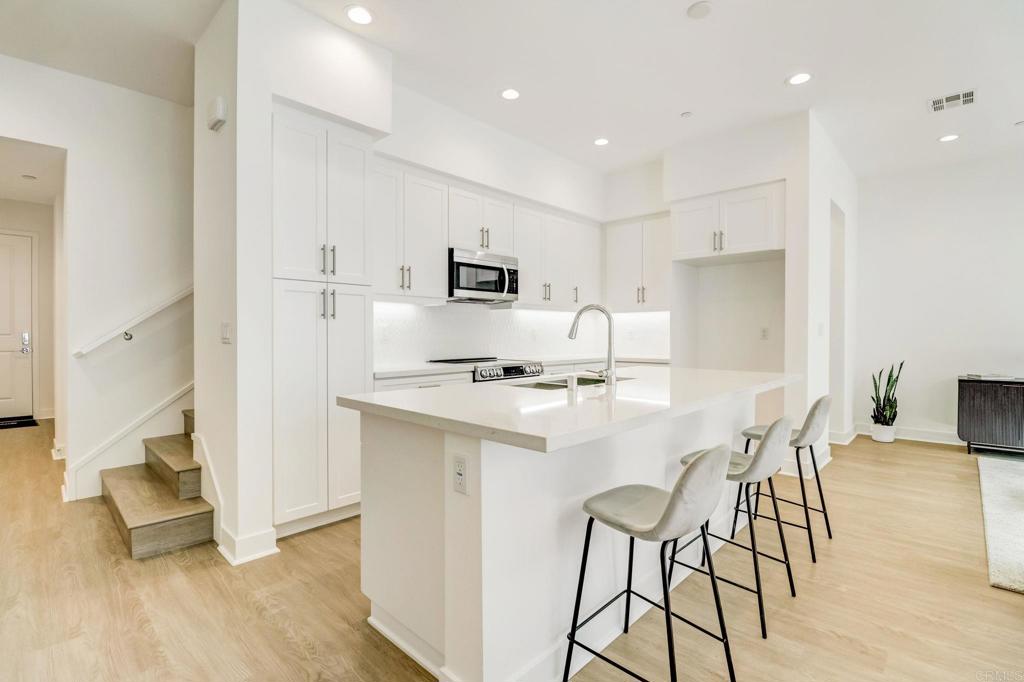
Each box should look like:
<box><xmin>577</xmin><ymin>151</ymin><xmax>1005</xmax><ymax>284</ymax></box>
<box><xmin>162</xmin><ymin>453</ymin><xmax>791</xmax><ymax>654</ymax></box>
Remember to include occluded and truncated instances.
<box><xmin>543</xmin><ymin>215</ymin><xmax>574</xmax><ymax>309</ymax></box>
<box><xmin>273</xmin><ymin>106</ymin><xmax>327</xmax><ymax>282</ymax></box>
<box><xmin>569</xmin><ymin>220</ymin><xmax>603</xmax><ymax>307</ymax></box>
<box><xmin>403</xmin><ymin>174</ymin><xmax>450</xmax><ymax>299</ymax></box>
<box><xmin>272</xmin><ymin>103</ymin><xmax>372</xmax><ymax>284</ymax></box>
<box><xmin>671</xmin><ymin>180</ymin><xmax>785</xmax><ymax>261</ymax></box>
<box><xmin>449</xmin><ymin>187</ymin><xmax>514</xmax><ymax>255</ymax></box>
<box><xmin>514</xmin><ymin>206</ymin><xmax>546</xmax><ymax>306</ymax></box>
<box><xmin>368</xmin><ymin>163</ymin><xmax>405</xmax><ymax>297</ymax></box>
<box><xmin>605</xmin><ymin>217</ymin><xmax>671</xmax><ymax>312</ymax></box>
<box><xmin>605</xmin><ymin>222</ymin><xmax>644</xmax><ymax>311</ymax></box>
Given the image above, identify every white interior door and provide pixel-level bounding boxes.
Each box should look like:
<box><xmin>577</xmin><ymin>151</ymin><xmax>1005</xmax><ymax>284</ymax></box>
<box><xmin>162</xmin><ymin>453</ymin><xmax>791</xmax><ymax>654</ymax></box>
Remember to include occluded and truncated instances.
<box><xmin>272</xmin><ymin>104</ymin><xmax>327</xmax><ymax>282</ymax></box>
<box><xmin>328</xmin><ymin>284</ymin><xmax>371</xmax><ymax>510</ymax></box>
<box><xmin>273</xmin><ymin>279</ymin><xmax>329</xmax><ymax>524</ymax></box>
<box><xmin>0</xmin><ymin>234</ymin><xmax>32</xmax><ymax>418</ymax></box>
<box><xmin>326</xmin><ymin>127</ymin><xmax>371</xmax><ymax>285</ymax></box>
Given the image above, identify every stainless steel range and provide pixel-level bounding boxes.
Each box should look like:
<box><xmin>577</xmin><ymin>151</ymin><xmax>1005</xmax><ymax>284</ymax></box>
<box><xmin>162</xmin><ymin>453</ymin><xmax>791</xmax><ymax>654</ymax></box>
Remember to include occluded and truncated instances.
<box><xmin>429</xmin><ymin>357</ymin><xmax>545</xmax><ymax>383</ymax></box>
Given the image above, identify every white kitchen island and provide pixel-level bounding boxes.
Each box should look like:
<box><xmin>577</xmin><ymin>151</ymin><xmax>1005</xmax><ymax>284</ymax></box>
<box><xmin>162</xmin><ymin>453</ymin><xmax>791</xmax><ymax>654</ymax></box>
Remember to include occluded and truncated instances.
<box><xmin>337</xmin><ymin>366</ymin><xmax>793</xmax><ymax>682</ymax></box>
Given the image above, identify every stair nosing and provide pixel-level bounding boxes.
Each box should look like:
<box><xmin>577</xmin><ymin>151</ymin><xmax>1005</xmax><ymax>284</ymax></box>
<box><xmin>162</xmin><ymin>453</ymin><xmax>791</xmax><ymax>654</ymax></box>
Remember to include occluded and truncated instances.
<box><xmin>101</xmin><ymin>464</ymin><xmax>212</xmax><ymax>530</ymax></box>
<box><xmin>143</xmin><ymin>434</ymin><xmax>200</xmax><ymax>473</ymax></box>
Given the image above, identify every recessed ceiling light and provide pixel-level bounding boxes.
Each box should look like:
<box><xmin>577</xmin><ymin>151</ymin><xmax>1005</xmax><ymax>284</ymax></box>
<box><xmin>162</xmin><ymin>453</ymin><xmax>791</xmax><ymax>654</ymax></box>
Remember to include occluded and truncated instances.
<box><xmin>786</xmin><ymin>73</ymin><xmax>812</xmax><ymax>86</ymax></box>
<box><xmin>938</xmin><ymin>134</ymin><xmax>960</xmax><ymax>143</ymax></box>
<box><xmin>680</xmin><ymin>111</ymin><xmax>694</xmax><ymax>118</ymax></box>
<box><xmin>345</xmin><ymin>5</ymin><xmax>373</xmax><ymax>25</ymax></box>
<box><xmin>500</xmin><ymin>89</ymin><xmax>520</xmax><ymax>101</ymax></box>
<box><xmin>686</xmin><ymin>1</ymin><xmax>712</xmax><ymax>19</ymax></box>
<box><xmin>593</xmin><ymin>138</ymin><xmax>609</xmax><ymax>146</ymax></box>
<box><xmin>20</xmin><ymin>174</ymin><xmax>37</xmax><ymax>180</ymax></box>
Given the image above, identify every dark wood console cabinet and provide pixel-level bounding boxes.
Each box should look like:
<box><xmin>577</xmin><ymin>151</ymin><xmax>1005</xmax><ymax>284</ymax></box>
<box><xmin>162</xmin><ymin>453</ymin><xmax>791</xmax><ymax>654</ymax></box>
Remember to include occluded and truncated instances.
<box><xmin>957</xmin><ymin>376</ymin><xmax>1024</xmax><ymax>453</ymax></box>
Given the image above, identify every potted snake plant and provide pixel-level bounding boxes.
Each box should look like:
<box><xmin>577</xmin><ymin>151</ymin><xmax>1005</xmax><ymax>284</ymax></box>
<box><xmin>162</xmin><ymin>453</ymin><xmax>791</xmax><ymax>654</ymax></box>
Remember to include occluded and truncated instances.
<box><xmin>870</xmin><ymin>361</ymin><xmax>904</xmax><ymax>442</ymax></box>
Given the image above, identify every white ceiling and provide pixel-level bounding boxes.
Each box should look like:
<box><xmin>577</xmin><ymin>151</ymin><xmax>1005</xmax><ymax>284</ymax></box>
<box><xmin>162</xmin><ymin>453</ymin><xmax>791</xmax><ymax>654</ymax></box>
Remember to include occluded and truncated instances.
<box><xmin>0</xmin><ymin>137</ymin><xmax>66</xmax><ymax>205</ymax></box>
<box><xmin>0</xmin><ymin>0</ymin><xmax>221</xmax><ymax>106</ymax></box>
<box><xmin>294</xmin><ymin>0</ymin><xmax>1024</xmax><ymax>176</ymax></box>
<box><xmin>1</xmin><ymin>0</ymin><xmax>1021</xmax><ymax>177</ymax></box>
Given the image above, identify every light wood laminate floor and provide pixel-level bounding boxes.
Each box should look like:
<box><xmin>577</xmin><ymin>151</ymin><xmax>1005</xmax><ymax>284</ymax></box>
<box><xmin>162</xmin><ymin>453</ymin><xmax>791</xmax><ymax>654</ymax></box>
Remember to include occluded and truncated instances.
<box><xmin>2</xmin><ymin>422</ymin><xmax>1021</xmax><ymax>681</ymax></box>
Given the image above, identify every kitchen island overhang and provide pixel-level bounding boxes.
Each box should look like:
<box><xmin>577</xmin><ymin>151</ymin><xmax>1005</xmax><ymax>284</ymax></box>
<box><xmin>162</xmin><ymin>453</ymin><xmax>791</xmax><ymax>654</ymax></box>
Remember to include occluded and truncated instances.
<box><xmin>338</xmin><ymin>366</ymin><xmax>796</xmax><ymax>682</ymax></box>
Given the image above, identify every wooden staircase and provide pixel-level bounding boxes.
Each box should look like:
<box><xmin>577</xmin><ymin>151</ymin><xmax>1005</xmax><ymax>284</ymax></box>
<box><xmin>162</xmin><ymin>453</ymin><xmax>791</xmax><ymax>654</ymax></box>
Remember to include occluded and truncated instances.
<box><xmin>101</xmin><ymin>409</ymin><xmax>213</xmax><ymax>559</ymax></box>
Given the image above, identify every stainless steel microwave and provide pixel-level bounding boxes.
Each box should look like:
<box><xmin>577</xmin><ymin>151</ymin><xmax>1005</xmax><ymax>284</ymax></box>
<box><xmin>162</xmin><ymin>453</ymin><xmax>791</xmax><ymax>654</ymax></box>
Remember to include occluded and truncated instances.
<box><xmin>448</xmin><ymin>249</ymin><xmax>519</xmax><ymax>305</ymax></box>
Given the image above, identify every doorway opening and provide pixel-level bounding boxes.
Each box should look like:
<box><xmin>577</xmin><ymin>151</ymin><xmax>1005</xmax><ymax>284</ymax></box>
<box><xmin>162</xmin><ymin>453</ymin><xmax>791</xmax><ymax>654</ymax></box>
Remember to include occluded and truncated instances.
<box><xmin>0</xmin><ymin>136</ymin><xmax>65</xmax><ymax>440</ymax></box>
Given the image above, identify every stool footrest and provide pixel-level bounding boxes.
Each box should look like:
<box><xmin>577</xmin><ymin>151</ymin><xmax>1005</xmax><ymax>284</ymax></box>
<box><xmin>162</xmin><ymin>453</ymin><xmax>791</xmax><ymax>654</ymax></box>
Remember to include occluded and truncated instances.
<box><xmin>570</xmin><ymin>640</ymin><xmax>650</xmax><ymax>682</ymax></box>
<box><xmin>671</xmin><ymin>558</ymin><xmax>758</xmax><ymax>596</ymax></box>
<box><xmin>755</xmin><ymin>491</ymin><xmax>827</xmax><ymax>515</ymax></box>
<box><xmin>708</xmin><ymin>530</ymin><xmax>790</xmax><ymax>566</ymax></box>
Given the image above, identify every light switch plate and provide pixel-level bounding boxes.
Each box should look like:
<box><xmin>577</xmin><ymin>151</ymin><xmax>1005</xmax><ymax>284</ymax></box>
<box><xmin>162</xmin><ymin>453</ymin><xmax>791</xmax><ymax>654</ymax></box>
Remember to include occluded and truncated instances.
<box><xmin>220</xmin><ymin>322</ymin><xmax>233</xmax><ymax>344</ymax></box>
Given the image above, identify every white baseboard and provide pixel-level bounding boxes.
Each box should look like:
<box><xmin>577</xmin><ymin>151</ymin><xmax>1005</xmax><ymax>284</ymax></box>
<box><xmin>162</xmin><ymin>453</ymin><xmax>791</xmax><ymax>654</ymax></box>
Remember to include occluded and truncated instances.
<box><xmin>854</xmin><ymin>422</ymin><xmax>962</xmax><ymax>446</ymax></box>
<box><xmin>51</xmin><ymin>447</ymin><xmax>65</xmax><ymax>460</ymax></box>
<box><xmin>35</xmin><ymin>408</ymin><xmax>55</xmax><ymax>420</ymax></box>
<box><xmin>829</xmin><ymin>428</ymin><xmax>857</xmax><ymax>446</ymax></box>
<box><xmin>275</xmin><ymin>504</ymin><xmax>361</xmax><ymax>539</ymax></box>
<box><xmin>217</xmin><ymin>526</ymin><xmax>280</xmax><ymax>566</ymax></box>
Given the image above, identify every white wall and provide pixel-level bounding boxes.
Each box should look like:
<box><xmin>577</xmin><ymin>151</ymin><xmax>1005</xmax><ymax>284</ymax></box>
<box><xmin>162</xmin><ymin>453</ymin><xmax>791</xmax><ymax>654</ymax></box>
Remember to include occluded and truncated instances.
<box><xmin>194</xmin><ymin>0</ymin><xmax>239</xmax><ymax>542</ymax></box>
<box><xmin>376</xmin><ymin>85</ymin><xmax>605</xmax><ymax>220</ymax></box>
<box><xmin>0</xmin><ymin>198</ymin><xmax>54</xmax><ymax>418</ymax></box>
<box><xmin>0</xmin><ymin>54</ymin><xmax>194</xmax><ymax>498</ymax></box>
<box><xmin>373</xmin><ymin>304</ymin><xmax>669</xmax><ymax>368</ymax></box>
<box><xmin>603</xmin><ymin>158</ymin><xmax>666</xmax><ymax>222</ymax></box>
<box><xmin>857</xmin><ymin>153</ymin><xmax>1024</xmax><ymax>442</ymax></box>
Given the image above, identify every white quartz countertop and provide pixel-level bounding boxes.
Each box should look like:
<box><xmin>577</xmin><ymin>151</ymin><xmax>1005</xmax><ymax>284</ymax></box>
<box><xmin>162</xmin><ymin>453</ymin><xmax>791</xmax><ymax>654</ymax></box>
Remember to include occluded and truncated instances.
<box><xmin>340</xmin><ymin>366</ymin><xmax>794</xmax><ymax>452</ymax></box>
<box><xmin>373</xmin><ymin>356</ymin><xmax>670</xmax><ymax>380</ymax></box>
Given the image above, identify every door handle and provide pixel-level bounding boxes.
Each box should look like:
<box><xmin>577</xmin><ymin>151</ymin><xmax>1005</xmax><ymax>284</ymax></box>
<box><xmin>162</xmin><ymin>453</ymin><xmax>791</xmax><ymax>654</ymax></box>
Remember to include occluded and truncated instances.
<box><xmin>321</xmin><ymin>289</ymin><xmax>327</xmax><ymax>319</ymax></box>
<box><xmin>331</xmin><ymin>289</ymin><xmax>337</xmax><ymax>319</ymax></box>
<box><xmin>330</xmin><ymin>245</ymin><xmax>337</xmax><ymax>275</ymax></box>
<box><xmin>321</xmin><ymin>244</ymin><xmax>327</xmax><ymax>274</ymax></box>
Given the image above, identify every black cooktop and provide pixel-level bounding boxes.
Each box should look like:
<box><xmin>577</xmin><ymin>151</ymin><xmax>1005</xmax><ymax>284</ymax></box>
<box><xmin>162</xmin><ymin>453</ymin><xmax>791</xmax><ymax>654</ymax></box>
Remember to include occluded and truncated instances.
<box><xmin>429</xmin><ymin>357</ymin><xmax>499</xmax><ymax>364</ymax></box>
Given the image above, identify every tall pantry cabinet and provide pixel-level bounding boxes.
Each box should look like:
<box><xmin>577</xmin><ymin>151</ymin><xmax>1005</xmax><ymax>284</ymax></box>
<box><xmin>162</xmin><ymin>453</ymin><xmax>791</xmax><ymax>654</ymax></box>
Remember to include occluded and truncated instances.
<box><xmin>271</xmin><ymin>103</ymin><xmax>372</xmax><ymax>526</ymax></box>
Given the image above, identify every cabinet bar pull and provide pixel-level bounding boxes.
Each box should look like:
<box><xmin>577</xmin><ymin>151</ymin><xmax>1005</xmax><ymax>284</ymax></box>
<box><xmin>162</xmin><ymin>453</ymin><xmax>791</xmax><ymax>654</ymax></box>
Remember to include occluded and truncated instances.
<box><xmin>330</xmin><ymin>245</ymin><xmax>337</xmax><ymax>275</ymax></box>
<box><xmin>331</xmin><ymin>289</ymin><xmax>337</xmax><ymax>319</ymax></box>
<box><xmin>407</xmin><ymin>266</ymin><xmax>412</xmax><ymax>289</ymax></box>
<box><xmin>418</xmin><ymin>384</ymin><xmax>441</xmax><ymax>389</ymax></box>
<box><xmin>642</xmin><ymin>286</ymin><xmax>646</xmax><ymax>303</ymax></box>
<box><xmin>480</xmin><ymin>226</ymin><xmax>486</xmax><ymax>248</ymax></box>
<box><xmin>718</xmin><ymin>230</ymin><xmax>725</xmax><ymax>251</ymax></box>
<box><xmin>573</xmin><ymin>286</ymin><xmax>579</xmax><ymax>303</ymax></box>
<box><xmin>321</xmin><ymin>244</ymin><xmax>327</xmax><ymax>274</ymax></box>
<box><xmin>636</xmin><ymin>286</ymin><xmax>641</xmax><ymax>303</ymax></box>
<box><xmin>485</xmin><ymin>228</ymin><xmax>490</xmax><ymax>249</ymax></box>
<box><xmin>399</xmin><ymin>266</ymin><xmax>405</xmax><ymax>289</ymax></box>
<box><xmin>321</xmin><ymin>289</ymin><xmax>327</xmax><ymax>318</ymax></box>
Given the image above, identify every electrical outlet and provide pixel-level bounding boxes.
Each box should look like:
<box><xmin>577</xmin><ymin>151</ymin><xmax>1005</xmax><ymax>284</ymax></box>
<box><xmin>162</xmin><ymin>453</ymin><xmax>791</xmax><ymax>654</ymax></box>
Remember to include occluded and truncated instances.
<box><xmin>221</xmin><ymin>322</ymin><xmax>233</xmax><ymax>344</ymax></box>
<box><xmin>453</xmin><ymin>456</ymin><xmax>468</xmax><ymax>495</ymax></box>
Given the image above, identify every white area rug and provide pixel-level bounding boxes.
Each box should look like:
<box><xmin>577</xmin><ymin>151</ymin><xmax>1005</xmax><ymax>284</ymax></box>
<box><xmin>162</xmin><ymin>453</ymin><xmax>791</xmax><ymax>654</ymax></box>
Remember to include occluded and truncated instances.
<box><xmin>976</xmin><ymin>455</ymin><xmax>1024</xmax><ymax>594</ymax></box>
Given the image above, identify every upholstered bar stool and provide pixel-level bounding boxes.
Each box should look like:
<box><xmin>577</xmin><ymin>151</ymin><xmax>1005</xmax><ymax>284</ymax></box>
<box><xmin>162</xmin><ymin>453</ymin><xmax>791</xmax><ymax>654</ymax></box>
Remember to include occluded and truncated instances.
<box><xmin>736</xmin><ymin>395</ymin><xmax>833</xmax><ymax>563</ymax></box>
<box><xmin>562</xmin><ymin>445</ymin><xmax>735</xmax><ymax>682</ymax></box>
<box><xmin>672</xmin><ymin>417</ymin><xmax>796</xmax><ymax>640</ymax></box>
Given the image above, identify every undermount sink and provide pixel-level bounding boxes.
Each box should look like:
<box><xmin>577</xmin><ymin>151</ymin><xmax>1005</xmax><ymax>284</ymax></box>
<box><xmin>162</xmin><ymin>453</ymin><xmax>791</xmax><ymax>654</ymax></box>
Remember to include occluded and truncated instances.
<box><xmin>512</xmin><ymin>376</ymin><xmax>634</xmax><ymax>390</ymax></box>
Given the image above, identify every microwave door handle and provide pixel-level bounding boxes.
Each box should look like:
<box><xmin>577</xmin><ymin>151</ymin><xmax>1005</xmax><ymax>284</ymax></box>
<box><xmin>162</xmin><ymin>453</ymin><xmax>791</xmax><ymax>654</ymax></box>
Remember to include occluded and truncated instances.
<box><xmin>502</xmin><ymin>265</ymin><xmax>509</xmax><ymax>297</ymax></box>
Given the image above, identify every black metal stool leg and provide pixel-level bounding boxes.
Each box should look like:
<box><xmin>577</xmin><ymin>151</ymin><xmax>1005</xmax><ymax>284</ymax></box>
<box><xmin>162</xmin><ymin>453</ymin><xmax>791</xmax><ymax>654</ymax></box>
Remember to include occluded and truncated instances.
<box><xmin>701</xmin><ymin>525</ymin><xmax>736</xmax><ymax>682</ymax></box>
<box><xmin>659</xmin><ymin>541</ymin><xmax>679</xmax><ymax>682</ymax></box>
<box><xmin>669</xmin><ymin>536</ymin><xmax>679</xmax><ymax>581</ymax></box>
<box><xmin>744</xmin><ymin>483</ymin><xmax>767</xmax><ymax>639</ymax></box>
<box><xmin>754</xmin><ymin>481</ymin><xmax>762</xmax><ymax>518</ymax></box>
<box><xmin>624</xmin><ymin>536</ymin><xmax>635</xmax><ymax>633</ymax></box>
<box><xmin>729</xmin><ymin>483</ymin><xmax>743</xmax><ymax>540</ymax></box>
<box><xmin>809</xmin><ymin>445</ymin><xmax>833</xmax><ymax>539</ymax></box>
<box><xmin>563</xmin><ymin>517</ymin><xmax>595</xmax><ymax>682</ymax></box>
<box><xmin>699</xmin><ymin>521</ymin><xmax>709</xmax><ymax>568</ymax></box>
<box><xmin>767</xmin><ymin>476</ymin><xmax>796</xmax><ymax>597</ymax></box>
<box><xmin>794</xmin><ymin>446</ymin><xmax>817</xmax><ymax>563</ymax></box>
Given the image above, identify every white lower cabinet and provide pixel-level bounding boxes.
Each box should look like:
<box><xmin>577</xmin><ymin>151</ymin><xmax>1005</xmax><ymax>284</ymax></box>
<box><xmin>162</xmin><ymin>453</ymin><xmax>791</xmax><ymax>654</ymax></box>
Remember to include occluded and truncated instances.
<box><xmin>373</xmin><ymin>373</ymin><xmax>473</xmax><ymax>391</ymax></box>
<box><xmin>273</xmin><ymin>279</ymin><xmax>371</xmax><ymax>525</ymax></box>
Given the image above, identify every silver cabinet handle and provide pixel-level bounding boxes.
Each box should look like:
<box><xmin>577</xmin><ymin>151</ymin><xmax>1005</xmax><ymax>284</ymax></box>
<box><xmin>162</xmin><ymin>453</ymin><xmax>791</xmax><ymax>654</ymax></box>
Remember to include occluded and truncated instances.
<box><xmin>573</xmin><ymin>286</ymin><xmax>579</xmax><ymax>303</ymax></box>
<box><xmin>712</xmin><ymin>232</ymin><xmax>718</xmax><ymax>251</ymax></box>
<box><xmin>642</xmin><ymin>286</ymin><xmax>646</xmax><ymax>303</ymax></box>
<box><xmin>407</xmin><ymin>266</ymin><xmax>412</xmax><ymax>290</ymax></box>
<box><xmin>636</xmin><ymin>286</ymin><xmax>641</xmax><ymax>303</ymax></box>
<box><xmin>321</xmin><ymin>244</ymin><xmax>327</xmax><ymax>274</ymax></box>
<box><xmin>330</xmin><ymin>289</ymin><xmax>337</xmax><ymax>319</ymax></box>
<box><xmin>399</xmin><ymin>266</ymin><xmax>406</xmax><ymax>289</ymax></box>
<box><xmin>330</xmin><ymin>246</ymin><xmax>337</xmax><ymax>275</ymax></box>
<box><xmin>718</xmin><ymin>230</ymin><xmax>725</xmax><ymax>251</ymax></box>
<box><xmin>321</xmin><ymin>289</ymin><xmax>327</xmax><ymax>318</ymax></box>
<box><xmin>418</xmin><ymin>384</ymin><xmax>441</xmax><ymax>389</ymax></box>
<box><xmin>480</xmin><ymin>226</ymin><xmax>486</xmax><ymax>248</ymax></box>
<box><xmin>485</xmin><ymin>228</ymin><xmax>490</xmax><ymax>249</ymax></box>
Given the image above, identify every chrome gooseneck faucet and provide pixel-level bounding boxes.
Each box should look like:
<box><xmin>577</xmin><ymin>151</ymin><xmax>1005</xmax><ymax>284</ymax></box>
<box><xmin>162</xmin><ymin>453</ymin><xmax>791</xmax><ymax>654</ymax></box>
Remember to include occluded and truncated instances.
<box><xmin>568</xmin><ymin>304</ymin><xmax>616</xmax><ymax>386</ymax></box>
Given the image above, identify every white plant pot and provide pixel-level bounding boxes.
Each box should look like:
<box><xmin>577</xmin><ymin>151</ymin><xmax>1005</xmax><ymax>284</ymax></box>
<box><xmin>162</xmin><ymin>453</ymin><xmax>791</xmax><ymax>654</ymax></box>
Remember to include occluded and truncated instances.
<box><xmin>871</xmin><ymin>424</ymin><xmax>896</xmax><ymax>443</ymax></box>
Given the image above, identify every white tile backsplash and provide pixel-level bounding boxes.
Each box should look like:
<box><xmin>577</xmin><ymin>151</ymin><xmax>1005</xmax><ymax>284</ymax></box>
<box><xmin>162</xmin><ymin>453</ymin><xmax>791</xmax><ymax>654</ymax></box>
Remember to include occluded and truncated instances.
<box><xmin>374</xmin><ymin>302</ymin><xmax>669</xmax><ymax>366</ymax></box>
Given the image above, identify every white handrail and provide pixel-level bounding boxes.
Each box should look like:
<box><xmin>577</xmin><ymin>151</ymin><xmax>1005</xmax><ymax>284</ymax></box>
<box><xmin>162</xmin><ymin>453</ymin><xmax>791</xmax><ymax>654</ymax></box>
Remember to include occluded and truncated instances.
<box><xmin>72</xmin><ymin>286</ymin><xmax>193</xmax><ymax>358</ymax></box>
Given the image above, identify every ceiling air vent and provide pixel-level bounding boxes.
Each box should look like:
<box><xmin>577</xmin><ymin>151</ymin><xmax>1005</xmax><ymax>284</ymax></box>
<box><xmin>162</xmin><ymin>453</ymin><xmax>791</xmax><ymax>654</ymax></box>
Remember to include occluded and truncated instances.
<box><xmin>930</xmin><ymin>90</ymin><xmax>975</xmax><ymax>112</ymax></box>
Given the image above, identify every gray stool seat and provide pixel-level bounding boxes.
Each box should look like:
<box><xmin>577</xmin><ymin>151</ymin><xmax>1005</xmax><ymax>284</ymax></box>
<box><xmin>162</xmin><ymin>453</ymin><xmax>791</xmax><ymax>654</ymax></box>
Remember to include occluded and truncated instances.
<box><xmin>679</xmin><ymin>449</ymin><xmax>754</xmax><ymax>480</ymax></box>
<box><xmin>741</xmin><ymin>424</ymin><xmax>801</xmax><ymax>446</ymax></box>
<box><xmin>583</xmin><ymin>485</ymin><xmax>669</xmax><ymax>541</ymax></box>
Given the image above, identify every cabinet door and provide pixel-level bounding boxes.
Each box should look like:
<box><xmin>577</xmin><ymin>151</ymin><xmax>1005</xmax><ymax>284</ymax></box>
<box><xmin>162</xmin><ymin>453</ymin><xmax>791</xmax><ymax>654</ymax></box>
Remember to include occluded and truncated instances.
<box><xmin>448</xmin><ymin>187</ymin><xmax>486</xmax><ymax>251</ymax></box>
<box><xmin>326</xmin><ymin>127</ymin><xmax>371</xmax><ymax>285</ymax></box>
<box><xmin>514</xmin><ymin>206</ymin><xmax>546</xmax><ymax>306</ymax></box>
<box><xmin>483</xmin><ymin>197</ymin><xmax>515</xmax><ymax>255</ymax></box>
<box><xmin>272</xmin><ymin>105</ymin><xmax>327</xmax><ymax>281</ymax></box>
<box><xmin>404</xmin><ymin>174</ymin><xmax>449</xmax><ymax>299</ymax></box>
<box><xmin>570</xmin><ymin>220</ymin><xmax>603</xmax><ymax>306</ymax></box>
<box><xmin>543</xmin><ymin>215</ymin><xmax>574</xmax><ymax>309</ymax></box>
<box><xmin>642</xmin><ymin>216</ymin><xmax>671</xmax><ymax>310</ymax></box>
<box><xmin>328</xmin><ymin>285</ymin><xmax>372</xmax><ymax>510</ymax></box>
<box><xmin>719</xmin><ymin>181</ymin><xmax>784</xmax><ymax>254</ymax></box>
<box><xmin>604</xmin><ymin>222</ymin><xmax>644</xmax><ymax>312</ymax></box>
<box><xmin>368</xmin><ymin>164</ymin><xmax>405</xmax><ymax>296</ymax></box>
<box><xmin>958</xmin><ymin>382</ymin><xmax>1024</xmax><ymax>447</ymax></box>
<box><xmin>273</xmin><ymin>279</ymin><xmax>329</xmax><ymax>524</ymax></box>
<box><xmin>671</xmin><ymin>196</ymin><xmax>719</xmax><ymax>260</ymax></box>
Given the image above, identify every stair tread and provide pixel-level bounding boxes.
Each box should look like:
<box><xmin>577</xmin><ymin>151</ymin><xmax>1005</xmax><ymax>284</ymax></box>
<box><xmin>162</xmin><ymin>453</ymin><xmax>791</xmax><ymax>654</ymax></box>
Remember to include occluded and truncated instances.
<box><xmin>101</xmin><ymin>464</ymin><xmax>212</xmax><ymax>529</ymax></box>
<box><xmin>143</xmin><ymin>434</ymin><xmax>199</xmax><ymax>473</ymax></box>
